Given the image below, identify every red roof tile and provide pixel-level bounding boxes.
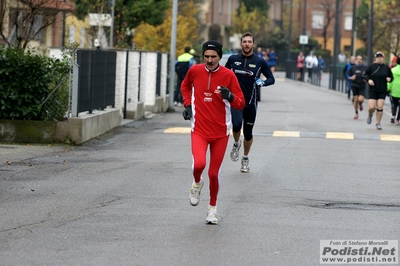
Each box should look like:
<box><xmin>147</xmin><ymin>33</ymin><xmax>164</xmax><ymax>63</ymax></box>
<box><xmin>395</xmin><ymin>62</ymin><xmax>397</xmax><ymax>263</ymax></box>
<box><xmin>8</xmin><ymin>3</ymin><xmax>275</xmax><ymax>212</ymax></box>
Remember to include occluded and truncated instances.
<box><xmin>22</xmin><ymin>0</ymin><xmax>74</xmax><ymax>12</ymax></box>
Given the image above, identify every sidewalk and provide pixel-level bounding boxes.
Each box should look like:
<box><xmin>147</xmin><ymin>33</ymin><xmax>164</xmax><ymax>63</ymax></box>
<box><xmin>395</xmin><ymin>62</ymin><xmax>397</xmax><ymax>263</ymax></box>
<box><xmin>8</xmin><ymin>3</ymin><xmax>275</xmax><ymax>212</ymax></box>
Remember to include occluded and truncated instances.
<box><xmin>279</xmin><ymin>70</ymin><xmax>393</xmax><ymax>107</ymax></box>
<box><xmin>0</xmin><ymin>143</ymin><xmax>69</xmax><ymax>163</ymax></box>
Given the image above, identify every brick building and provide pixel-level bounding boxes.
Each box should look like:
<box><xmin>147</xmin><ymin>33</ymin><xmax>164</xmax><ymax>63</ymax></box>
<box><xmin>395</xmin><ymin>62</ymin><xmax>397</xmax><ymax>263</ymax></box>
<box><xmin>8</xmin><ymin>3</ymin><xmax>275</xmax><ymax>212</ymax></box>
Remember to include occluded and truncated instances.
<box><xmin>0</xmin><ymin>0</ymin><xmax>74</xmax><ymax>49</ymax></box>
<box><xmin>199</xmin><ymin>0</ymin><xmax>283</xmax><ymax>50</ymax></box>
<box><xmin>292</xmin><ymin>0</ymin><xmax>363</xmax><ymax>56</ymax></box>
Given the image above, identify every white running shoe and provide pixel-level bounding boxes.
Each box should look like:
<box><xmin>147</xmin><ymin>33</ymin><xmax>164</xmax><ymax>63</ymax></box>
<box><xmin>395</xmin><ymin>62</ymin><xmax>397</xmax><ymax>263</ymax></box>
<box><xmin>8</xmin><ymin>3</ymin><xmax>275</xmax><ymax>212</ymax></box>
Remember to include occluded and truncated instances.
<box><xmin>205</xmin><ymin>206</ymin><xmax>218</xmax><ymax>225</ymax></box>
<box><xmin>189</xmin><ymin>178</ymin><xmax>204</xmax><ymax>206</ymax></box>
<box><xmin>240</xmin><ymin>157</ymin><xmax>250</xmax><ymax>173</ymax></box>
<box><xmin>230</xmin><ymin>140</ymin><xmax>242</xmax><ymax>161</ymax></box>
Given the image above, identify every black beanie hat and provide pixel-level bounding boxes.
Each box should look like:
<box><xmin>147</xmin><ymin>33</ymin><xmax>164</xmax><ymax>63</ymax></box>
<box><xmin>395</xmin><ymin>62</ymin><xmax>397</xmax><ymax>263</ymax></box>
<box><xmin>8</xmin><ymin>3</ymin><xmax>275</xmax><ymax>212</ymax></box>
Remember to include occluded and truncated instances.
<box><xmin>202</xmin><ymin>40</ymin><xmax>223</xmax><ymax>58</ymax></box>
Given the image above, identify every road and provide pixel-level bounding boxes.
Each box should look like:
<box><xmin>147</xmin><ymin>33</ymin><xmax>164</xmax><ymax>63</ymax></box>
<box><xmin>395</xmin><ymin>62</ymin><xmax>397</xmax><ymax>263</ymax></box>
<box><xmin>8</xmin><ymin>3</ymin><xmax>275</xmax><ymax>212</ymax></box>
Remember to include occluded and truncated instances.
<box><xmin>1</xmin><ymin>75</ymin><xmax>399</xmax><ymax>266</ymax></box>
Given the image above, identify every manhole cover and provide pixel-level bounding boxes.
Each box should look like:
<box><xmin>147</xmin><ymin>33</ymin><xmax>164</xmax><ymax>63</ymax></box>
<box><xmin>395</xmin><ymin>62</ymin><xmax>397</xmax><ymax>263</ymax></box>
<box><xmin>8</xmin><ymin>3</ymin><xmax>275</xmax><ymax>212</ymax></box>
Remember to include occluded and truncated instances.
<box><xmin>313</xmin><ymin>203</ymin><xmax>400</xmax><ymax>212</ymax></box>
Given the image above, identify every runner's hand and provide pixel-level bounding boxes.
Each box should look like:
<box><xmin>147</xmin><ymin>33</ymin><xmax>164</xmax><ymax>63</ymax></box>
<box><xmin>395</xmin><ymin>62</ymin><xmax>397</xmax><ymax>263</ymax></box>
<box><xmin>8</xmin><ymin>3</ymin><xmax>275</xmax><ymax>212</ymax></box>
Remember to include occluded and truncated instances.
<box><xmin>218</xmin><ymin>86</ymin><xmax>234</xmax><ymax>102</ymax></box>
<box><xmin>182</xmin><ymin>105</ymin><xmax>192</xmax><ymax>120</ymax></box>
<box><xmin>368</xmin><ymin>80</ymin><xmax>375</xmax><ymax>86</ymax></box>
<box><xmin>255</xmin><ymin>79</ymin><xmax>264</xmax><ymax>86</ymax></box>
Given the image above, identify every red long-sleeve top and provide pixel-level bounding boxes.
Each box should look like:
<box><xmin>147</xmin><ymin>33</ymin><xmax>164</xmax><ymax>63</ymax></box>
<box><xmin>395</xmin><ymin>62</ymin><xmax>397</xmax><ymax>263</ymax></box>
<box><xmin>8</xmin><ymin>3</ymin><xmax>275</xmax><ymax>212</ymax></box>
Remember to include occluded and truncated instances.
<box><xmin>181</xmin><ymin>64</ymin><xmax>245</xmax><ymax>138</ymax></box>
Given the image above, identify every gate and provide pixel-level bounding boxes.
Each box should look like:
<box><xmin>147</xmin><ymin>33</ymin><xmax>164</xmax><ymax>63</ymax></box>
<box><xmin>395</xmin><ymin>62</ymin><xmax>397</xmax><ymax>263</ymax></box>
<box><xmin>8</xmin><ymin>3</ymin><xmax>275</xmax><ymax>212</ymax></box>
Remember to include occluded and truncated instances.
<box><xmin>74</xmin><ymin>49</ymin><xmax>116</xmax><ymax>116</ymax></box>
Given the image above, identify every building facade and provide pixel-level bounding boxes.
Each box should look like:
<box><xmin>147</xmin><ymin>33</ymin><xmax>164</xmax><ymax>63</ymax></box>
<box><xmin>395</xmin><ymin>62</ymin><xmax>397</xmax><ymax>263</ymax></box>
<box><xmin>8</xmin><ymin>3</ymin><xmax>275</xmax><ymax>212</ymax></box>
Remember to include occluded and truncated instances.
<box><xmin>292</xmin><ymin>0</ymin><xmax>363</xmax><ymax>56</ymax></box>
<box><xmin>0</xmin><ymin>0</ymin><xmax>73</xmax><ymax>50</ymax></box>
<box><xmin>200</xmin><ymin>0</ymin><xmax>283</xmax><ymax>50</ymax></box>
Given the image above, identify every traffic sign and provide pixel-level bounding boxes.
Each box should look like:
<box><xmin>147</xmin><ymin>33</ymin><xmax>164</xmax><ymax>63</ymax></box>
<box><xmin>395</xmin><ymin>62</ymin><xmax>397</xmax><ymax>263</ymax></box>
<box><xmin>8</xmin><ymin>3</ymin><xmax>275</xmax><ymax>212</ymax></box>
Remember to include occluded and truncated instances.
<box><xmin>299</xmin><ymin>35</ymin><xmax>309</xmax><ymax>45</ymax></box>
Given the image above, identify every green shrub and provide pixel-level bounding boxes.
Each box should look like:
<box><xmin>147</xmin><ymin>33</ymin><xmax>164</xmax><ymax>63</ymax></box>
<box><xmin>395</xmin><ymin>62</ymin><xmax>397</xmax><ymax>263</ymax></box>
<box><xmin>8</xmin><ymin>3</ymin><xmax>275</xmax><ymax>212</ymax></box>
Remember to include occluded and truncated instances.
<box><xmin>0</xmin><ymin>47</ymin><xmax>70</xmax><ymax>121</ymax></box>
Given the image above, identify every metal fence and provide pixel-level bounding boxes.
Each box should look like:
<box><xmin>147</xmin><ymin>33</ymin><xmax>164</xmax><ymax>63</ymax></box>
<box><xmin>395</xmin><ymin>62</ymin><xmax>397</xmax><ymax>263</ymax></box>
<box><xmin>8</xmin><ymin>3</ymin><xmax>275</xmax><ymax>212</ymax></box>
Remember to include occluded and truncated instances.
<box><xmin>285</xmin><ymin>60</ymin><xmax>322</xmax><ymax>86</ymax></box>
<box><xmin>279</xmin><ymin>50</ymin><xmax>357</xmax><ymax>97</ymax></box>
<box><xmin>65</xmin><ymin>49</ymin><xmax>169</xmax><ymax>119</ymax></box>
<box><xmin>328</xmin><ymin>64</ymin><xmax>347</xmax><ymax>93</ymax></box>
<box><xmin>73</xmin><ymin>49</ymin><xmax>117</xmax><ymax>116</ymax></box>
<box><xmin>328</xmin><ymin>64</ymin><xmax>371</xmax><ymax>99</ymax></box>
<box><xmin>285</xmin><ymin>59</ymin><xmax>357</xmax><ymax>97</ymax></box>
<box><xmin>41</xmin><ymin>75</ymin><xmax>70</xmax><ymax>121</ymax></box>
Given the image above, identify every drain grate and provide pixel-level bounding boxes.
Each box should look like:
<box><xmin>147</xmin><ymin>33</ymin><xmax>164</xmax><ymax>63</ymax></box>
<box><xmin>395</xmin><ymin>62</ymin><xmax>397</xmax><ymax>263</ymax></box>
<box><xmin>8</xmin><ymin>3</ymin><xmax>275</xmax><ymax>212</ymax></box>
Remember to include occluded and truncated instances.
<box><xmin>313</xmin><ymin>202</ymin><xmax>400</xmax><ymax>212</ymax></box>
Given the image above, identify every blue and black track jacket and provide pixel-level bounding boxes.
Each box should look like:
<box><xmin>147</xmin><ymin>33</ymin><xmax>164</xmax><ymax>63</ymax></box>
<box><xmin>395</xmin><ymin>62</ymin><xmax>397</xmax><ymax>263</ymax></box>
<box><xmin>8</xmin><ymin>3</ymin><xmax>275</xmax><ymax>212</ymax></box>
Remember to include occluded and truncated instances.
<box><xmin>347</xmin><ymin>64</ymin><xmax>367</xmax><ymax>89</ymax></box>
<box><xmin>225</xmin><ymin>53</ymin><xmax>275</xmax><ymax>104</ymax></box>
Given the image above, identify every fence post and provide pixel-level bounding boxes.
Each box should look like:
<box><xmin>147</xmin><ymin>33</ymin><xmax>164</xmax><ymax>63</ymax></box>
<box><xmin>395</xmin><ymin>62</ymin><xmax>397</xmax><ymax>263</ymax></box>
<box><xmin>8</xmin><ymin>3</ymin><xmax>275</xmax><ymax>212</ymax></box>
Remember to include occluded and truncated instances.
<box><xmin>123</xmin><ymin>51</ymin><xmax>129</xmax><ymax>119</ymax></box>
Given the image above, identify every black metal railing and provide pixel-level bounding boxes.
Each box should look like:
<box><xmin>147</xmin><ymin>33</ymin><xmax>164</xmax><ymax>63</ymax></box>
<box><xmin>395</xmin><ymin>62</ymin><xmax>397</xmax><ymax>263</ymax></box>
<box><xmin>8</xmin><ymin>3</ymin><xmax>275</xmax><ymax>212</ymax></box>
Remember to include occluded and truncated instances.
<box><xmin>285</xmin><ymin>60</ymin><xmax>321</xmax><ymax>86</ymax></box>
<box><xmin>76</xmin><ymin>49</ymin><xmax>116</xmax><ymax>115</ymax></box>
<box><xmin>328</xmin><ymin>64</ymin><xmax>347</xmax><ymax>93</ymax></box>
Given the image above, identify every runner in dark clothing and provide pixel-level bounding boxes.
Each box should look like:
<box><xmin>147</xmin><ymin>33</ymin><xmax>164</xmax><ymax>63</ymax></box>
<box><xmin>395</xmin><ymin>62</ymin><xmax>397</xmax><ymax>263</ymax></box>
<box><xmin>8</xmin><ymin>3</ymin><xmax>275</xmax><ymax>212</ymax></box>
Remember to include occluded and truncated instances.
<box><xmin>362</xmin><ymin>51</ymin><xmax>394</xmax><ymax>130</ymax></box>
<box><xmin>174</xmin><ymin>46</ymin><xmax>195</xmax><ymax>106</ymax></box>
<box><xmin>225</xmin><ymin>53</ymin><xmax>274</xmax><ymax>104</ymax></box>
<box><xmin>348</xmin><ymin>55</ymin><xmax>367</xmax><ymax>119</ymax></box>
<box><xmin>224</xmin><ymin>32</ymin><xmax>275</xmax><ymax>173</ymax></box>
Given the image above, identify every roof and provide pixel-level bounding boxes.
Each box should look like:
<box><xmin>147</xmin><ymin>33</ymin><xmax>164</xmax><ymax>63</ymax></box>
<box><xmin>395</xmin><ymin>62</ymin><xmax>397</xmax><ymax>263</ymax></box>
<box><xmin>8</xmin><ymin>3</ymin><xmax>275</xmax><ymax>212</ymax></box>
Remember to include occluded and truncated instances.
<box><xmin>21</xmin><ymin>0</ymin><xmax>74</xmax><ymax>12</ymax></box>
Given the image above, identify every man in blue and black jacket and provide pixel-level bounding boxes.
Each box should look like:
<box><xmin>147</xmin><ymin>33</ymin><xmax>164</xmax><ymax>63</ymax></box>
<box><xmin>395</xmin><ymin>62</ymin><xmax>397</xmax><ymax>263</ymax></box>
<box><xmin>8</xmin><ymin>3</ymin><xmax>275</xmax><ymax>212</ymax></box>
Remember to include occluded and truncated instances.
<box><xmin>344</xmin><ymin>56</ymin><xmax>356</xmax><ymax>100</ymax></box>
<box><xmin>348</xmin><ymin>55</ymin><xmax>367</xmax><ymax>119</ymax></box>
<box><xmin>224</xmin><ymin>32</ymin><xmax>275</xmax><ymax>173</ymax></box>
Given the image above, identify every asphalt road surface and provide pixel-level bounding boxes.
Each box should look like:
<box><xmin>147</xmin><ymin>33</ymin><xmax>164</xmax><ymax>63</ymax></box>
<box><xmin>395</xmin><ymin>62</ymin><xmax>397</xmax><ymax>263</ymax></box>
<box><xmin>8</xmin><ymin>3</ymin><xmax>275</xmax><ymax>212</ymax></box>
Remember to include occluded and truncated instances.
<box><xmin>1</xmin><ymin>76</ymin><xmax>399</xmax><ymax>266</ymax></box>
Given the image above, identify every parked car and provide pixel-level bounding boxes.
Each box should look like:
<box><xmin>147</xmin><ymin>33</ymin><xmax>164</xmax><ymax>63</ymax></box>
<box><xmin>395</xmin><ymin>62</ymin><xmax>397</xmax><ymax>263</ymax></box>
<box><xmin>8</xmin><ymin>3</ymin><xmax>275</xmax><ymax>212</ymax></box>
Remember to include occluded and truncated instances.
<box><xmin>219</xmin><ymin>53</ymin><xmax>232</xmax><ymax>66</ymax></box>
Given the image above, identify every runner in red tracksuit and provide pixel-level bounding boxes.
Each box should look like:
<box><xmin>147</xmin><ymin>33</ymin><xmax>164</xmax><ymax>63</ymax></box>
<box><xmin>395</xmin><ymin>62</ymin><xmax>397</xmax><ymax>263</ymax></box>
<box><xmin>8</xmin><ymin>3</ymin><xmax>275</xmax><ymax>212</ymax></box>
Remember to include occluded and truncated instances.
<box><xmin>181</xmin><ymin>40</ymin><xmax>245</xmax><ymax>225</ymax></box>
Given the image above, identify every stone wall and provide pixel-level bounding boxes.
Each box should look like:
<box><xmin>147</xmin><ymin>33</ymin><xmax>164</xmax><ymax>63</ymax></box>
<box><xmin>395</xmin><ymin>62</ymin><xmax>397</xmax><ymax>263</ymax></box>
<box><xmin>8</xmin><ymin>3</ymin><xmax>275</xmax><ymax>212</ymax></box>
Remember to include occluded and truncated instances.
<box><xmin>0</xmin><ymin>108</ymin><xmax>121</xmax><ymax>145</ymax></box>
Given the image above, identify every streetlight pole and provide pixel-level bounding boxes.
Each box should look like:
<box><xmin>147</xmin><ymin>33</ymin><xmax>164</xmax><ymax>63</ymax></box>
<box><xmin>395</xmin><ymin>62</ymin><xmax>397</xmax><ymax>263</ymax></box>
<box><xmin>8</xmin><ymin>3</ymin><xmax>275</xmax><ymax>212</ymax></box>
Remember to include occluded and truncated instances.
<box><xmin>168</xmin><ymin>0</ymin><xmax>178</xmax><ymax>110</ymax></box>
<box><xmin>332</xmin><ymin>0</ymin><xmax>341</xmax><ymax>90</ymax></box>
<box><xmin>351</xmin><ymin>0</ymin><xmax>356</xmax><ymax>56</ymax></box>
<box><xmin>302</xmin><ymin>0</ymin><xmax>307</xmax><ymax>54</ymax></box>
<box><xmin>110</xmin><ymin>0</ymin><xmax>115</xmax><ymax>48</ymax></box>
<box><xmin>367</xmin><ymin>0</ymin><xmax>374</xmax><ymax>64</ymax></box>
<box><xmin>286</xmin><ymin>0</ymin><xmax>293</xmax><ymax>79</ymax></box>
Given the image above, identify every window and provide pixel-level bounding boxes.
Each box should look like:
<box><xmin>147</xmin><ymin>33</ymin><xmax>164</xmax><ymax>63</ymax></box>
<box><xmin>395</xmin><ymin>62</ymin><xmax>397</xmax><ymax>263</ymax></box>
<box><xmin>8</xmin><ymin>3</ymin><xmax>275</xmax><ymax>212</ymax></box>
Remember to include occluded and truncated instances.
<box><xmin>31</xmin><ymin>14</ymin><xmax>43</xmax><ymax>41</ymax></box>
<box><xmin>80</xmin><ymin>28</ymin><xmax>86</xmax><ymax>48</ymax></box>
<box><xmin>8</xmin><ymin>10</ymin><xmax>44</xmax><ymax>42</ymax></box>
<box><xmin>269</xmin><ymin>2</ymin><xmax>276</xmax><ymax>20</ymax></box>
<box><xmin>69</xmin><ymin>25</ymin><xmax>75</xmax><ymax>44</ymax></box>
<box><xmin>312</xmin><ymin>12</ymin><xmax>324</xmax><ymax>29</ymax></box>
<box><xmin>344</xmin><ymin>13</ymin><xmax>352</xmax><ymax>31</ymax></box>
<box><xmin>218</xmin><ymin>0</ymin><xmax>223</xmax><ymax>14</ymax></box>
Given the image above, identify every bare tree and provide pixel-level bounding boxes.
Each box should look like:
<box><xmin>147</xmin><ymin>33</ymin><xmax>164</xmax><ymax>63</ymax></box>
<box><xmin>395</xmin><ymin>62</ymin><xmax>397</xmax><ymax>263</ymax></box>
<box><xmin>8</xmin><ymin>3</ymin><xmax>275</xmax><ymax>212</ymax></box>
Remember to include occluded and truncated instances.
<box><xmin>0</xmin><ymin>0</ymin><xmax>72</xmax><ymax>49</ymax></box>
<box><xmin>317</xmin><ymin>0</ymin><xmax>349</xmax><ymax>50</ymax></box>
<box><xmin>376</xmin><ymin>3</ymin><xmax>400</xmax><ymax>56</ymax></box>
<box><xmin>318</xmin><ymin>0</ymin><xmax>335</xmax><ymax>50</ymax></box>
<box><xmin>356</xmin><ymin>1</ymin><xmax>400</xmax><ymax>55</ymax></box>
<box><xmin>390</xmin><ymin>20</ymin><xmax>400</xmax><ymax>56</ymax></box>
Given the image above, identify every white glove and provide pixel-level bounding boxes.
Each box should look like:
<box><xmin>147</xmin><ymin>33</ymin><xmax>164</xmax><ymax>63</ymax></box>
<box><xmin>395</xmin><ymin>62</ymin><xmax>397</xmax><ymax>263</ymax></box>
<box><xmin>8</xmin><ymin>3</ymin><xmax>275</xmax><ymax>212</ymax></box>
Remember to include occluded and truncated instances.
<box><xmin>255</xmin><ymin>79</ymin><xmax>263</xmax><ymax>86</ymax></box>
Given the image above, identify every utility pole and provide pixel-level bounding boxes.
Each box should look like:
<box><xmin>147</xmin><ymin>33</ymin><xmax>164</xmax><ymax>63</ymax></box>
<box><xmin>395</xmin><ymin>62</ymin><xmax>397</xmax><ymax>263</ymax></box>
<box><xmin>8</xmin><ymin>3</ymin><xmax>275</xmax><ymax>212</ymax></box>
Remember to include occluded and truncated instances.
<box><xmin>302</xmin><ymin>0</ymin><xmax>307</xmax><ymax>54</ymax></box>
<box><xmin>168</xmin><ymin>0</ymin><xmax>178</xmax><ymax>110</ymax></box>
<box><xmin>286</xmin><ymin>0</ymin><xmax>293</xmax><ymax>79</ymax></box>
<box><xmin>351</xmin><ymin>0</ymin><xmax>357</xmax><ymax>56</ymax></box>
<box><xmin>367</xmin><ymin>0</ymin><xmax>374</xmax><ymax>64</ymax></box>
<box><xmin>287</xmin><ymin>0</ymin><xmax>293</xmax><ymax>59</ymax></box>
<box><xmin>110</xmin><ymin>0</ymin><xmax>115</xmax><ymax>48</ymax></box>
<box><xmin>332</xmin><ymin>0</ymin><xmax>341</xmax><ymax>90</ymax></box>
<box><xmin>280</xmin><ymin>0</ymin><xmax>284</xmax><ymax>30</ymax></box>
